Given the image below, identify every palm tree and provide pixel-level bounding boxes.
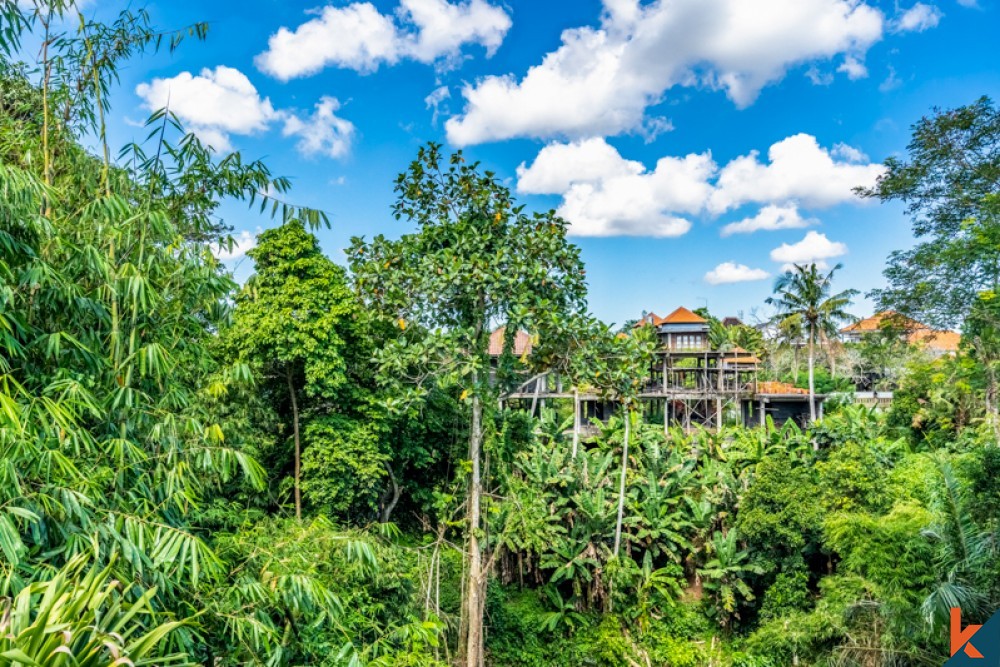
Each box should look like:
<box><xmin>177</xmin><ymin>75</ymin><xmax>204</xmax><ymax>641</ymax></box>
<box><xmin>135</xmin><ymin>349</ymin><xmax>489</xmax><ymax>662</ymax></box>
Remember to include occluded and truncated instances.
<box><xmin>766</xmin><ymin>264</ymin><xmax>857</xmax><ymax>424</ymax></box>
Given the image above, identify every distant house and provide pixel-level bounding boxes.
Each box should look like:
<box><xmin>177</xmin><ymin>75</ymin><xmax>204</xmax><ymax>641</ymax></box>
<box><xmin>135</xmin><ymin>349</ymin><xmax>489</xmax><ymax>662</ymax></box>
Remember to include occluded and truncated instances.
<box><xmin>722</xmin><ymin>316</ymin><xmax>744</xmax><ymax>328</ymax></box>
<box><xmin>488</xmin><ymin>326</ymin><xmax>533</xmax><ymax>357</ymax></box>
<box><xmin>840</xmin><ymin>311</ymin><xmax>960</xmax><ymax>356</ymax></box>
<box><xmin>656</xmin><ymin>306</ymin><xmax>710</xmax><ymax>351</ymax></box>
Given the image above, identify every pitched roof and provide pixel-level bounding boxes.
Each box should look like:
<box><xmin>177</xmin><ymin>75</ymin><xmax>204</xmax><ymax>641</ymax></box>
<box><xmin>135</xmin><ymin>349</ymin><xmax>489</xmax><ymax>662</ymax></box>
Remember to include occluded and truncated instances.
<box><xmin>661</xmin><ymin>306</ymin><xmax>706</xmax><ymax>325</ymax></box>
<box><xmin>841</xmin><ymin>311</ymin><xmax>923</xmax><ymax>334</ymax></box>
<box><xmin>488</xmin><ymin>327</ymin><xmax>533</xmax><ymax>356</ymax></box>
<box><xmin>634</xmin><ymin>311</ymin><xmax>662</xmax><ymax>327</ymax></box>
<box><xmin>908</xmin><ymin>329</ymin><xmax>961</xmax><ymax>353</ymax></box>
<box><xmin>722</xmin><ymin>316</ymin><xmax>743</xmax><ymax>327</ymax></box>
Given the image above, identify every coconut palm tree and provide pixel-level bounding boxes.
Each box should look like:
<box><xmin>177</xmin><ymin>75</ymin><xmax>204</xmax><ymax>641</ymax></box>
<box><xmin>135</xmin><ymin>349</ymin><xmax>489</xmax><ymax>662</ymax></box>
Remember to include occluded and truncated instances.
<box><xmin>766</xmin><ymin>263</ymin><xmax>857</xmax><ymax>424</ymax></box>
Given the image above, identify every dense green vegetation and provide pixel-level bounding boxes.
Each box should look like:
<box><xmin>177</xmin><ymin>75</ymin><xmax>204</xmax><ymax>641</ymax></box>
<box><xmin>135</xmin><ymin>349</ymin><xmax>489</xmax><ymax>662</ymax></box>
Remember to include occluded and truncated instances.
<box><xmin>0</xmin><ymin>3</ymin><xmax>997</xmax><ymax>666</ymax></box>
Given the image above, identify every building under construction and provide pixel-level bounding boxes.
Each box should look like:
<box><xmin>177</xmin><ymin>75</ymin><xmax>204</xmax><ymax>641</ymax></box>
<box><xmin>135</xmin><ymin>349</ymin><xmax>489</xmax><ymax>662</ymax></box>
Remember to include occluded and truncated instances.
<box><xmin>496</xmin><ymin>307</ymin><xmax>823</xmax><ymax>432</ymax></box>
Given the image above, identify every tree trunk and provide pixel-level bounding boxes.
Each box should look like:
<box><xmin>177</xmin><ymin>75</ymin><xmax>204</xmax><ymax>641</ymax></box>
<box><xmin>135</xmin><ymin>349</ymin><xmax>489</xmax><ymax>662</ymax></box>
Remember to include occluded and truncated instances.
<box><xmin>613</xmin><ymin>407</ymin><xmax>630</xmax><ymax>557</ymax></box>
<box><xmin>379</xmin><ymin>462</ymin><xmax>401</xmax><ymax>523</ymax></box>
<box><xmin>572</xmin><ymin>387</ymin><xmax>580</xmax><ymax>458</ymax></box>
<box><xmin>807</xmin><ymin>331</ymin><xmax>817</xmax><ymax>433</ymax></box>
<box><xmin>286</xmin><ymin>368</ymin><xmax>302</xmax><ymax>521</ymax></box>
<box><xmin>464</xmin><ymin>388</ymin><xmax>485</xmax><ymax>667</ymax></box>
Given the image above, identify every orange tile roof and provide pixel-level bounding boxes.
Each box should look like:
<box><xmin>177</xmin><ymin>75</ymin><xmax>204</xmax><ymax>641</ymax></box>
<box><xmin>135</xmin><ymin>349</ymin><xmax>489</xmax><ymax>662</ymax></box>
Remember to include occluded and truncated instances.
<box><xmin>841</xmin><ymin>311</ymin><xmax>923</xmax><ymax>333</ymax></box>
<box><xmin>661</xmin><ymin>306</ymin><xmax>706</xmax><ymax>325</ymax></box>
<box><xmin>908</xmin><ymin>329</ymin><xmax>960</xmax><ymax>353</ymax></box>
<box><xmin>634</xmin><ymin>312</ymin><xmax>662</xmax><ymax>327</ymax></box>
<box><xmin>488</xmin><ymin>327</ymin><xmax>533</xmax><ymax>356</ymax></box>
<box><xmin>757</xmin><ymin>381</ymin><xmax>808</xmax><ymax>395</ymax></box>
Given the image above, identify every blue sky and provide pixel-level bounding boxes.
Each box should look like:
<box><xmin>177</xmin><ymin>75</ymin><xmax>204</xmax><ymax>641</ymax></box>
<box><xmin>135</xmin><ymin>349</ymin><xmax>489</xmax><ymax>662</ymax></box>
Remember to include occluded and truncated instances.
<box><xmin>82</xmin><ymin>0</ymin><xmax>999</xmax><ymax>326</ymax></box>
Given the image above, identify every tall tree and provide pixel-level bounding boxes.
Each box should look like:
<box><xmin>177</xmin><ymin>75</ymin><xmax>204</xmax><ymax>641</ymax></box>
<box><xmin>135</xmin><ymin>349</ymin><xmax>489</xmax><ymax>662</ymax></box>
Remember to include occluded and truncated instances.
<box><xmin>601</xmin><ymin>325</ymin><xmax>658</xmax><ymax>557</ymax></box>
<box><xmin>224</xmin><ymin>221</ymin><xmax>355</xmax><ymax>520</ymax></box>
<box><xmin>963</xmin><ymin>289</ymin><xmax>1000</xmax><ymax>436</ymax></box>
<box><xmin>350</xmin><ymin>144</ymin><xmax>588</xmax><ymax>667</ymax></box>
<box><xmin>766</xmin><ymin>264</ymin><xmax>857</xmax><ymax>425</ymax></box>
<box><xmin>858</xmin><ymin>97</ymin><xmax>999</xmax><ymax>329</ymax></box>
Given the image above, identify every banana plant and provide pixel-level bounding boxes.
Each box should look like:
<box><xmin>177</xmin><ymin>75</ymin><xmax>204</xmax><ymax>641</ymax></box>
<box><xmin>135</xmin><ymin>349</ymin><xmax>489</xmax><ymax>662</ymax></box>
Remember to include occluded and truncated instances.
<box><xmin>697</xmin><ymin>529</ymin><xmax>763</xmax><ymax>629</ymax></box>
<box><xmin>540</xmin><ymin>585</ymin><xmax>588</xmax><ymax>635</ymax></box>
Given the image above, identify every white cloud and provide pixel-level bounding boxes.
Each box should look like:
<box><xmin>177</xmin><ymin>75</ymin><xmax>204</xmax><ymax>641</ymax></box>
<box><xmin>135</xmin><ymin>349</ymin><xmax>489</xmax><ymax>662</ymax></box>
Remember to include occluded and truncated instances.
<box><xmin>770</xmin><ymin>231</ymin><xmax>848</xmax><ymax>267</ymax></box>
<box><xmin>255</xmin><ymin>0</ymin><xmax>511</xmax><ymax>80</ymax></box>
<box><xmin>517</xmin><ymin>138</ymin><xmax>711</xmax><ymax>236</ymax></box>
<box><xmin>709</xmin><ymin>133</ymin><xmax>884</xmax><ymax>213</ymax></box>
<box><xmin>516</xmin><ymin>138</ymin><xmax>646</xmax><ymax>194</ymax></box>
<box><xmin>721</xmin><ymin>205</ymin><xmax>815</xmax><ymax>236</ymax></box>
<box><xmin>214</xmin><ymin>229</ymin><xmax>258</xmax><ymax>262</ymax></box>
<box><xmin>446</xmin><ymin>0</ymin><xmax>883</xmax><ymax>145</ymax></box>
<box><xmin>831</xmin><ymin>142</ymin><xmax>868</xmax><ymax>162</ymax></box>
<box><xmin>425</xmin><ymin>85</ymin><xmax>451</xmax><ymax>123</ymax></box>
<box><xmin>893</xmin><ymin>3</ymin><xmax>943</xmax><ymax>32</ymax></box>
<box><xmin>517</xmin><ymin>134</ymin><xmax>881</xmax><ymax>237</ymax></box>
<box><xmin>879</xmin><ymin>65</ymin><xmax>902</xmax><ymax>92</ymax></box>
<box><xmin>136</xmin><ymin>66</ymin><xmax>355</xmax><ymax>158</ymax></box>
<box><xmin>705</xmin><ymin>262</ymin><xmax>770</xmax><ymax>285</ymax></box>
<box><xmin>282</xmin><ymin>97</ymin><xmax>355</xmax><ymax>159</ymax></box>
<box><xmin>805</xmin><ymin>65</ymin><xmax>834</xmax><ymax>86</ymax></box>
<box><xmin>136</xmin><ymin>66</ymin><xmax>277</xmax><ymax>152</ymax></box>
<box><xmin>836</xmin><ymin>55</ymin><xmax>868</xmax><ymax>79</ymax></box>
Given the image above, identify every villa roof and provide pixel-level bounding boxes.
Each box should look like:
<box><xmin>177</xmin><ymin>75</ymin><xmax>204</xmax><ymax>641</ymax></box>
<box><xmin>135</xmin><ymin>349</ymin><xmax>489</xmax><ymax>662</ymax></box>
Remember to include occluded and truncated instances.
<box><xmin>661</xmin><ymin>307</ymin><xmax>706</xmax><ymax>325</ymax></box>
<box><xmin>841</xmin><ymin>311</ymin><xmax>960</xmax><ymax>354</ymax></box>
<box><xmin>635</xmin><ymin>311</ymin><xmax>662</xmax><ymax>327</ymax></box>
<box><xmin>722</xmin><ymin>316</ymin><xmax>743</xmax><ymax>328</ymax></box>
<box><xmin>841</xmin><ymin>311</ymin><xmax>923</xmax><ymax>333</ymax></box>
<box><xmin>908</xmin><ymin>329</ymin><xmax>961</xmax><ymax>354</ymax></box>
<box><xmin>488</xmin><ymin>327</ymin><xmax>533</xmax><ymax>356</ymax></box>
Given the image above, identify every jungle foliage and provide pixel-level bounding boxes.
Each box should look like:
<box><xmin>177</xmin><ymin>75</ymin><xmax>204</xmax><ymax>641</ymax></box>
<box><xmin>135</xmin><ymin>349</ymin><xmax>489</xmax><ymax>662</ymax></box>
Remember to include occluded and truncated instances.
<box><xmin>0</xmin><ymin>3</ymin><xmax>997</xmax><ymax>667</ymax></box>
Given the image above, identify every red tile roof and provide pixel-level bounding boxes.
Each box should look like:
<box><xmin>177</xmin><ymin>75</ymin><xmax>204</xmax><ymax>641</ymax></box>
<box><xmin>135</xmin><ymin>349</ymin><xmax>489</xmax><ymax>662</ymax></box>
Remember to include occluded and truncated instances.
<box><xmin>841</xmin><ymin>311</ymin><xmax>922</xmax><ymax>333</ymax></box>
<box><xmin>841</xmin><ymin>311</ymin><xmax>960</xmax><ymax>354</ymax></box>
<box><xmin>661</xmin><ymin>307</ymin><xmax>706</xmax><ymax>325</ymax></box>
<box><xmin>634</xmin><ymin>312</ymin><xmax>662</xmax><ymax>327</ymax></box>
<box><xmin>488</xmin><ymin>327</ymin><xmax>533</xmax><ymax>356</ymax></box>
<box><xmin>908</xmin><ymin>329</ymin><xmax>960</xmax><ymax>353</ymax></box>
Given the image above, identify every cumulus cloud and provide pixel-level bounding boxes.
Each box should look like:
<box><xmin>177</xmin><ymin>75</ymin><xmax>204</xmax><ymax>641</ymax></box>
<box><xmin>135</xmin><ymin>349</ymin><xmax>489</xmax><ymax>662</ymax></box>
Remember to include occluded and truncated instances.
<box><xmin>721</xmin><ymin>205</ymin><xmax>816</xmax><ymax>236</ymax></box>
<box><xmin>893</xmin><ymin>3</ymin><xmax>943</xmax><ymax>32</ymax></box>
<box><xmin>517</xmin><ymin>138</ymin><xmax>711</xmax><ymax>236</ymax></box>
<box><xmin>214</xmin><ymin>229</ymin><xmax>258</xmax><ymax>262</ymax></box>
<box><xmin>282</xmin><ymin>97</ymin><xmax>355</xmax><ymax>159</ymax></box>
<box><xmin>709</xmin><ymin>133</ymin><xmax>884</xmax><ymax>213</ymax></box>
<box><xmin>255</xmin><ymin>0</ymin><xmax>511</xmax><ymax>80</ymax></box>
<box><xmin>135</xmin><ymin>66</ymin><xmax>276</xmax><ymax>152</ymax></box>
<box><xmin>770</xmin><ymin>231</ymin><xmax>848</xmax><ymax>269</ymax></box>
<box><xmin>704</xmin><ymin>262</ymin><xmax>771</xmax><ymax>285</ymax></box>
<box><xmin>136</xmin><ymin>66</ymin><xmax>355</xmax><ymax>158</ymax></box>
<box><xmin>446</xmin><ymin>0</ymin><xmax>883</xmax><ymax>145</ymax></box>
<box><xmin>517</xmin><ymin>135</ymin><xmax>880</xmax><ymax>237</ymax></box>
